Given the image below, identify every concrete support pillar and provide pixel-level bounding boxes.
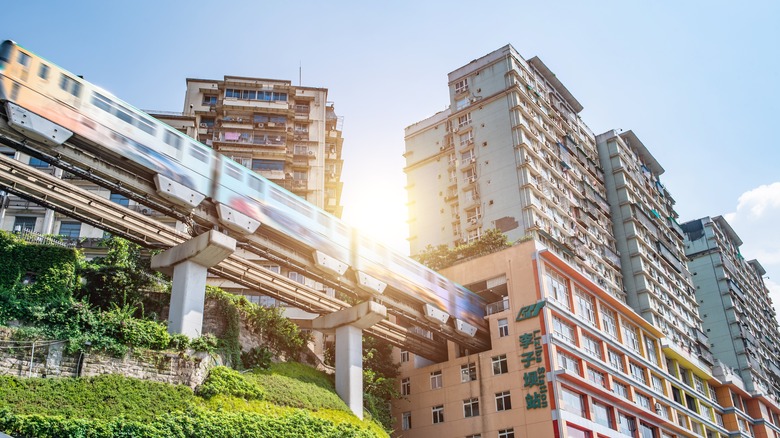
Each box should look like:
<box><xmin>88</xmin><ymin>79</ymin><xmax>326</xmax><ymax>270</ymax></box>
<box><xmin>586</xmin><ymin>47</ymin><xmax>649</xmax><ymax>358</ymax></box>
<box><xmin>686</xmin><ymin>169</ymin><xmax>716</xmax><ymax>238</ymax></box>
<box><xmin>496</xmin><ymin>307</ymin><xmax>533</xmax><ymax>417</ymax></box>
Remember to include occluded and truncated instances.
<box><xmin>312</xmin><ymin>301</ymin><xmax>387</xmax><ymax>419</ymax></box>
<box><xmin>335</xmin><ymin>324</ymin><xmax>364</xmax><ymax>417</ymax></box>
<box><xmin>168</xmin><ymin>260</ymin><xmax>208</xmax><ymax>336</ymax></box>
<box><xmin>151</xmin><ymin>230</ymin><xmax>236</xmax><ymax>337</ymax></box>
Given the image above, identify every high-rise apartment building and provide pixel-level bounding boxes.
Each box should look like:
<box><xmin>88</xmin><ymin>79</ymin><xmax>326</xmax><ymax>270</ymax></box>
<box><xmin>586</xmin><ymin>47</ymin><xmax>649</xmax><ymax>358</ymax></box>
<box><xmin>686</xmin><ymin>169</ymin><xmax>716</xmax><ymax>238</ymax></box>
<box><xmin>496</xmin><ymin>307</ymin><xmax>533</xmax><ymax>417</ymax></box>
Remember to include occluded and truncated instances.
<box><xmin>596</xmin><ymin>130</ymin><xmax>711</xmax><ymax>365</ymax></box>
<box><xmin>683</xmin><ymin>216</ymin><xmax>780</xmax><ymax>400</ymax></box>
<box><xmin>404</xmin><ymin>44</ymin><xmax>623</xmax><ymax>301</ymax></box>
<box><xmin>183</xmin><ymin>76</ymin><xmax>344</xmax><ymax>218</ymax></box>
<box><xmin>397</xmin><ymin>43</ymin><xmax>780</xmax><ymax>438</ymax></box>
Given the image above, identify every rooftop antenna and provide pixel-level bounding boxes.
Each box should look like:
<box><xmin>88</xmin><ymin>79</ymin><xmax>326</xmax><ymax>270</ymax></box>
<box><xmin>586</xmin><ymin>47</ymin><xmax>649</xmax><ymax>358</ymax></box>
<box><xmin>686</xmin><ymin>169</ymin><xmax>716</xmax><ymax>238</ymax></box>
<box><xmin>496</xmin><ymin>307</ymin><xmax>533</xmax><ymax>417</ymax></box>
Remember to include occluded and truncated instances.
<box><xmin>299</xmin><ymin>61</ymin><xmax>302</xmax><ymax>86</ymax></box>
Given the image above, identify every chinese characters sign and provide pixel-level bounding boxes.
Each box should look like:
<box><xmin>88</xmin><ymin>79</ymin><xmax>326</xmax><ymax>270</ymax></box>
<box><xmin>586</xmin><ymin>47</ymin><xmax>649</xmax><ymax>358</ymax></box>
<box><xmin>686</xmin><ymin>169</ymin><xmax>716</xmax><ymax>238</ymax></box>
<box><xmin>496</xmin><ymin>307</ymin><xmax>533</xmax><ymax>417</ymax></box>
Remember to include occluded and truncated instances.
<box><xmin>519</xmin><ymin>329</ymin><xmax>548</xmax><ymax>409</ymax></box>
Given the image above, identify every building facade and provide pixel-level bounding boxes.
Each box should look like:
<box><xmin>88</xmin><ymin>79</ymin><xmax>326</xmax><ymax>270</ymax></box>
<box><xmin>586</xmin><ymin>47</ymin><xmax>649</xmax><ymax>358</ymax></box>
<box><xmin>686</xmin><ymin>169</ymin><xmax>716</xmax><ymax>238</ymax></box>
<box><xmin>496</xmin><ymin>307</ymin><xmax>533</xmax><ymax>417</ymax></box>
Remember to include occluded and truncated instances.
<box><xmin>393</xmin><ymin>241</ymin><xmax>736</xmax><ymax>438</ymax></box>
<box><xmin>403</xmin><ymin>44</ymin><xmax>624</xmax><ymax>301</ymax></box>
<box><xmin>683</xmin><ymin>216</ymin><xmax>780</xmax><ymax>401</ymax></box>
<box><xmin>596</xmin><ymin>130</ymin><xmax>710</xmax><ymax>365</ymax></box>
<box><xmin>183</xmin><ymin>76</ymin><xmax>344</xmax><ymax>218</ymax></box>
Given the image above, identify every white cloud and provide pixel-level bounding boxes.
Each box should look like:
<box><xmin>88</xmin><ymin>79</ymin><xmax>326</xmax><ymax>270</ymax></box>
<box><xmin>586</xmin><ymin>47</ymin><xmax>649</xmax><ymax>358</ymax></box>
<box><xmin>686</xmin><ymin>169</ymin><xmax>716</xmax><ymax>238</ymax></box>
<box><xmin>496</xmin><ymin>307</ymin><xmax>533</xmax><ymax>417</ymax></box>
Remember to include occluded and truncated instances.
<box><xmin>723</xmin><ymin>182</ymin><xmax>780</xmax><ymax>308</ymax></box>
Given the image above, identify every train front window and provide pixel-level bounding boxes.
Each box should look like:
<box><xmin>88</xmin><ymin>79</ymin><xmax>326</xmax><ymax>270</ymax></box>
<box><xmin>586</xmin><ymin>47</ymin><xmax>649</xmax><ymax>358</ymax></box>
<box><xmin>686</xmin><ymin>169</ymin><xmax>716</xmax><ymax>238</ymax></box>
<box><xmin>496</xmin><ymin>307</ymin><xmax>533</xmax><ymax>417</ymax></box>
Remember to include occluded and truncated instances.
<box><xmin>0</xmin><ymin>41</ymin><xmax>13</xmax><ymax>63</ymax></box>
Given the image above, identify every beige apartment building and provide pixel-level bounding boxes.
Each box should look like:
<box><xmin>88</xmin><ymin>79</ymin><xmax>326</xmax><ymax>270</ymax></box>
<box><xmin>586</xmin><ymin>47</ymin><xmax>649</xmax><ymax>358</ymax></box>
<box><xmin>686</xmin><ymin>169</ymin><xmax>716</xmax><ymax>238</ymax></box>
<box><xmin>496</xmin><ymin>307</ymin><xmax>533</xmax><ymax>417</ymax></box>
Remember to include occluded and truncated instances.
<box><xmin>392</xmin><ymin>240</ymin><xmax>780</xmax><ymax>438</ymax></box>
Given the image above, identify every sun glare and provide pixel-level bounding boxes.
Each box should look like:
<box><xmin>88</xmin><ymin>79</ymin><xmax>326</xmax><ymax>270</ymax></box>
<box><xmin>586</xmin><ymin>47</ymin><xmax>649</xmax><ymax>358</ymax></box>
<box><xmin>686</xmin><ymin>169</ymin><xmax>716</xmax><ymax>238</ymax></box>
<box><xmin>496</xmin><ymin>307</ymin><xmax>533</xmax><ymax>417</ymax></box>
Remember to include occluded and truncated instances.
<box><xmin>341</xmin><ymin>183</ymin><xmax>410</xmax><ymax>256</ymax></box>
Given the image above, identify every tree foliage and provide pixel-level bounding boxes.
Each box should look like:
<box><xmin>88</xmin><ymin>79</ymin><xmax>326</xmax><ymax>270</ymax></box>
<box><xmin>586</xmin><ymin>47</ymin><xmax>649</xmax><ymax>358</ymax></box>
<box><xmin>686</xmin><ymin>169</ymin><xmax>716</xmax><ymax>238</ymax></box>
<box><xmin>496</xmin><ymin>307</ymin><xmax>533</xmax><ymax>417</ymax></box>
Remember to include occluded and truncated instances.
<box><xmin>413</xmin><ymin>228</ymin><xmax>512</xmax><ymax>270</ymax></box>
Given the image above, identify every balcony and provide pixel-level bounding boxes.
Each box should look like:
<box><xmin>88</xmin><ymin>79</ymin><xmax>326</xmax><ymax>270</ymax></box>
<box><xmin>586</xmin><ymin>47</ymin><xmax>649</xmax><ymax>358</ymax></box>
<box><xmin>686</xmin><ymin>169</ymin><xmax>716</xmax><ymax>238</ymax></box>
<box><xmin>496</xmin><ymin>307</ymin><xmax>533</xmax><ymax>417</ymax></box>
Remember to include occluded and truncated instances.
<box><xmin>485</xmin><ymin>298</ymin><xmax>510</xmax><ymax>315</ymax></box>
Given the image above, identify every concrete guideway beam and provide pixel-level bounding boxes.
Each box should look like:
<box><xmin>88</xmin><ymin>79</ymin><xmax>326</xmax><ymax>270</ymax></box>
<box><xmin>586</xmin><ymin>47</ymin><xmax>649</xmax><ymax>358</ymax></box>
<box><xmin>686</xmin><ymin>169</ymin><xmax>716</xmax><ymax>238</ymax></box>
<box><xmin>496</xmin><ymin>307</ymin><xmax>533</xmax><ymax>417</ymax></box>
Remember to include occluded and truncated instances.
<box><xmin>151</xmin><ymin>230</ymin><xmax>236</xmax><ymax>337</ymax></box>
<box><xmin>312</xmin><ymin>301</ymin><xmax>387</xmax><ymax>419</ymax></box>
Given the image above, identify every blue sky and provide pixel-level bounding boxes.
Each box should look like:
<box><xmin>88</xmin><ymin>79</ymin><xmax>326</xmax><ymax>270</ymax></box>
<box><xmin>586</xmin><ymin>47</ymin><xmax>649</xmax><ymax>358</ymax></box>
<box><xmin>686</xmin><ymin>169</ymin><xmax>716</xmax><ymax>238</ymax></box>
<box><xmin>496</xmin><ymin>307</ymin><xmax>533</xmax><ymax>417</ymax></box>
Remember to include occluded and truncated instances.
<box><xmin>5</xmin><ymin>1</ymin><xmax>780</xmax><ymax>305</ymax></box>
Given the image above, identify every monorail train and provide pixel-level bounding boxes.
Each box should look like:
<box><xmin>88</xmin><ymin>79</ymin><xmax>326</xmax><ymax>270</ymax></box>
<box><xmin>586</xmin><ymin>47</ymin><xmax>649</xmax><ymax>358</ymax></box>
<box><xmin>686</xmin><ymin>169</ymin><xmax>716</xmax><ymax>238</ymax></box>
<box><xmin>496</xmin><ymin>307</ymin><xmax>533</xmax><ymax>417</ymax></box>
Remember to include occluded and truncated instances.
<box><xmin>0</xmin><ymin>40</ymin><xmax>486</xmax><ymax>333</ymax></box>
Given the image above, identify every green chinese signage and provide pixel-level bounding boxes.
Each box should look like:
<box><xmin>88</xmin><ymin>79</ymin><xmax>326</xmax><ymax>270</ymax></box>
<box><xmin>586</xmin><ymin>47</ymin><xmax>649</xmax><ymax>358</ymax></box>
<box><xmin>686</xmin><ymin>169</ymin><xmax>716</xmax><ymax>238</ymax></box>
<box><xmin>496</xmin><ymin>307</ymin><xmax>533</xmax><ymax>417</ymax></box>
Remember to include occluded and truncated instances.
<box><xmin>519</xmin><ymin>329</ymin><xmax>548</xmax><ymax>409</ymax></box>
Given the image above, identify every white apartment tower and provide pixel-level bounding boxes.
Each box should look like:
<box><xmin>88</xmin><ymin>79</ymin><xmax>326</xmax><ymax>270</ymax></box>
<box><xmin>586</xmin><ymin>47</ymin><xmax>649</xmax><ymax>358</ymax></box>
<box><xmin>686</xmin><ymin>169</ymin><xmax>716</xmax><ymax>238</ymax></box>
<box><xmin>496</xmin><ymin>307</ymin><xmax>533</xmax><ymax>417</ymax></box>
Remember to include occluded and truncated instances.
<box><xmin>683</xmin><ymin>216</ymin><xmax>780</xmax><ymax>400</ymax></box>
<box><xmin>404</xmin><ymin>44</ymin><xmax>624</xmax><ymax>301</ymax></box>
<box><xmin>596</xmin><ymin>130</ymin><xmax>711</xmax><ymax>366</ymax></box>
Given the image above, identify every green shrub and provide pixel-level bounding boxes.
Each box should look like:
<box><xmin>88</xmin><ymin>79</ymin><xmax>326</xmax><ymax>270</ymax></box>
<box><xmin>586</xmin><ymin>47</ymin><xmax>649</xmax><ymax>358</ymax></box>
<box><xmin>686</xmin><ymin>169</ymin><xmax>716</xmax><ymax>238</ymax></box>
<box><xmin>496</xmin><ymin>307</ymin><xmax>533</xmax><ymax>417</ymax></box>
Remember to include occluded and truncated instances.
<box><xmin>241</xmin><ymin>346</ymin><xmax>273</xmax><ymax>370</ymax></box>
<box><xmin>168</xmin><ymin>333</ymin><xmax>190</xmax><ymax>351</ymax></box>
<box><xmin>197</xmin><ymin>366</ymin><xmax>264</xmax><ymax>401</ymax></box>
<box><xmin>0</xmin><ymin>374</ymin><xmax>195</xmax><ymax>421</ymax></box>
<box><xmin>190</xmin><ymin>333</ymin><xmax>218</xmax><ymax>354</ymax></box>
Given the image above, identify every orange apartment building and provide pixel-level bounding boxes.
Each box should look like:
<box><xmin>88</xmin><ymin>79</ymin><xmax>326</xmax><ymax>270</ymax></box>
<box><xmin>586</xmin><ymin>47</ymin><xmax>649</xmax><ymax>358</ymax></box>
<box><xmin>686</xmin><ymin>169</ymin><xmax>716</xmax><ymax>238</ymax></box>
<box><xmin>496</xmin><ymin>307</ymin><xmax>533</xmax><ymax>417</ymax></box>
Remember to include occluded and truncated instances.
<box><xmin>392</xmin><ymin>240</ymin><xmax>780</xmax><ymax>437</ymax></box>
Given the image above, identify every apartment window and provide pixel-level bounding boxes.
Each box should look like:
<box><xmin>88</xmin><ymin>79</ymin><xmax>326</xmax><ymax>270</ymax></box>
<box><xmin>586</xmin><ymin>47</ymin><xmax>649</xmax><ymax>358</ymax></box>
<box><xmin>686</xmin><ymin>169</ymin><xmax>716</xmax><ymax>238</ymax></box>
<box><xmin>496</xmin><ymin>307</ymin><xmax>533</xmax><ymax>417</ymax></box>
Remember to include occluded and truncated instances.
<box><xmin>58</xmin><ymin>222</ymin><xmax>81</xmax><ymax>239</ymax></box>
<box><xmin>608</xmin><ymin>349</ymin><xmax>625</xmax><ymax>373</ymax></box>
<box><xmin>622</xmin><ymin>323</ymin><xmax>641</xmax><ymax>353</ymax></box>
<box><xmin>492</xmin><ymin>354</ymin><xmax>508</xmax><ymax>375</ymax></box>
<box><xmin>636</xmin><ymin>392</ymin><xmax>651</xmax><ymax>410</ymax></box>
<box><xmin>546</xmin><ymin>269</ymin><xmax>570</xmax><ymax>309</ymax></box>
<box><xmin>458</xmin><ymin>113</ymin><xmax>472</xmax><ymax>128</ymax></box>
<box><xmin>638</xmin><ymin>422</ymin><xmax>657</xmax><ymax>438</ymax></box>
<box><xmin>459</xmin><ymin>130</ymin><xmax>474</xmax><ymax>147</ymax></box>
<box><xmin>456</xmin><ymin>97</ymin><xmax>469</xmax><ymax>111</ymax></box>
<box><xmin>463</xmin><ymin>397</ymin><xmax>480</xmax><ymax>417</ymax></box>
<box><xmin>652</xmin><ymin>375</ymin><xmax>664</xmax><ymax>394</ymax></box>
<box><xmin>558</xmin><ymin>351</ymin><xmax>580</xmax><ymax>375</ymax></box>
<box><xmin>28</xmin><ymin>157</ymin><xmax>49</xmax><ymax>168</ymax></box>
<box><xmin>574</xmin><ymin>288</ymin><xmax>596</xmax><ymax>325</ymax></box>
<box><xmin>587</xmin><ymin>368</ymin><xmax>605</xmax><ymax>388</ymax></box>
<box><xmin>645</xmin><ymin>337</ymin><xmax>659</xmax><ymax>364</ymax></box>
<box><xmin>109</xmin><ymin>192</ymin><xmax>130</xmax><ymax>207</ymax></box>
<box><xmin>430</xmin><ymin>370</ymin><xmax>442</xmax><ymax>389</ymax></box>
<box><xmin>455</xmin><ymin>78</ymin><xmax>469</xmax><ymax>94</ymax></box>
<box><xmin>561</xmin><ymin>387</ymin><xmax>585</xmax><ymax>416</ymax></box>
<box><xmin>498</xmin><ymin>429</ymin><xmax>515</xmax><ymax>438</ymax></box>
<box><xmin>601</xmin><ymin>307</ymin><xmax>618</xmax><ymax>339</ymax></box>
<box><xmin>461</xmin><ymin>362</ymin><xmax>477</xmax><ymax>382</ymax></box>
<box><xmin>402</xmin><ymin>411</ymin><xmax>411</xmax><ymax>430</ymax></box>
<box><xmin>495</xmin><ymin>391</ymin><xmax>512</xmax><ymax>411</ymax></box>
<box><xmin>432</xmin><ymin>405</ymin><xmax>444</xmax><ymax>424</ymax></box>
<box><xmin>400</xmin><ymin>350</ymin><xmax>409</xmax><ymax>363</ymax></box>
<box><xmin>630</xmin><ymin>362</ymin><xmax>647</xmax><ymax>385</ymax></box>
<box><xmin>497</xmin><ymin>318</ymin><xmax>509</xmax><ymax>337</ymax></box>
<box><xmin>582</xmin><ymin>335</ymin><xmax>602</xmax><ymax>359</ymax></box>
<box><xmin>593</xmin><ymin>401</ymin><xmax>614</xmax><ymax>428</ymax></box>
<box><xmin>618</xmin><ymin>411</ymin><xmax>636</xmax><ymax>436</ymax></box>
<box><xmin>461</xmin><ymin>149</ymin><xmax>475</xmax><ymax>165</ymax></box>
<box><xmin>464</xmin><ymin>168</ymin><xmax>477</xmax><ymax>184</ymax></box>
<box><xmin>202</xmin><ymin>95</ymin><xmax>217</xmax><ymax>106</ymax></box>
<box><xmin>553</xmin><ymin>317</ymin><xmax>576</xmax><ymax>343</ymax></box>
<box><xmin>401</xmin><ymin>378</ymin><xmax>410</xmax><ymax>396</ymax></box>
<box><xmin>13</xmin><ymin>216</ymin><xmax>36</xmax><ymax>232</ymax></box>
<box><xmin>613</xmin><ymin>381</ymin><xmax>629</xmax><ymax>399</ymax></box>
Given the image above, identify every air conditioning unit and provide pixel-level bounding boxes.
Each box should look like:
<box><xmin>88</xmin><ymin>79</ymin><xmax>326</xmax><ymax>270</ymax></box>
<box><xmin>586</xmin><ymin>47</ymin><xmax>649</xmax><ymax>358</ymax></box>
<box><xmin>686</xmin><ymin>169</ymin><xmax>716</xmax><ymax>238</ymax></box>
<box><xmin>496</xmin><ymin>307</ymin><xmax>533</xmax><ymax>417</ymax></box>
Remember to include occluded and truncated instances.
<box><xmin>199</xmin><ymin>123</ymin><xmax>208</xmax><ymax>128</ymax></box>
<box><xmin>257</xmin><ymin>123</ymin><xmax>264</xmax><ymax>128</ymax></box>
<box><xmin>141</xmin><ymin>209</ymin><xmax>150</xmax><ymax>216</ymax></box>
<box><xmin>308</xmin><ymin>151</ymin><xmax>315</xmax><ymax>156</ymax></box>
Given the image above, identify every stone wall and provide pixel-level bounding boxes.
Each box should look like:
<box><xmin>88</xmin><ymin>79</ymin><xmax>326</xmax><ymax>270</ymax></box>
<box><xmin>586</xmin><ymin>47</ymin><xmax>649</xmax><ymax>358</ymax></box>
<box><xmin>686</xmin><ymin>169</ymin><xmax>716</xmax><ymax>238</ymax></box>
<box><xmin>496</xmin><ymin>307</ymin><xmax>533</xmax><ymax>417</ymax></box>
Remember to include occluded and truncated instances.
<box><xmin>0</xmin><ymin>338</ymin><xmax>218</xmax><ymax>390</ymax></box>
